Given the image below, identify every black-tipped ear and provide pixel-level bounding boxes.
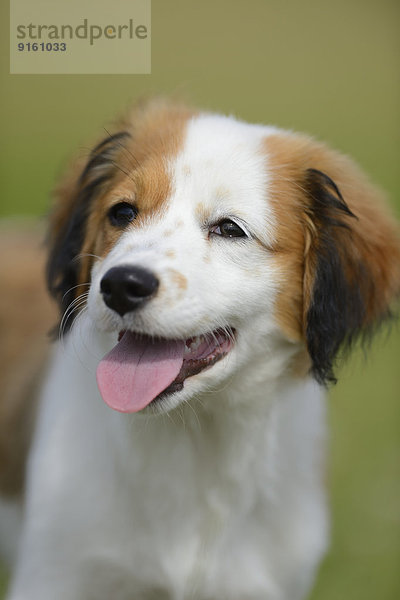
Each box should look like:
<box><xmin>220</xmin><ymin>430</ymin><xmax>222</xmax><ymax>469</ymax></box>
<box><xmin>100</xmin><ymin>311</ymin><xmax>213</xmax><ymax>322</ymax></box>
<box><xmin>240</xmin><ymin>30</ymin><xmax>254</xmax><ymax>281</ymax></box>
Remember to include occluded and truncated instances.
<box><xmin>265</xmin><ymin>132</ymin><xmax>400</xmax><ymax>383</ymax></box>
<box><xmin>304</xmin><ymin>169</ymin><xmax>370</xmax><ymax>385</ymax></box>
<box><xmin>46</xmin><ymin>131</ymin><xmax>130</xmax><ymax>331</ymax></box>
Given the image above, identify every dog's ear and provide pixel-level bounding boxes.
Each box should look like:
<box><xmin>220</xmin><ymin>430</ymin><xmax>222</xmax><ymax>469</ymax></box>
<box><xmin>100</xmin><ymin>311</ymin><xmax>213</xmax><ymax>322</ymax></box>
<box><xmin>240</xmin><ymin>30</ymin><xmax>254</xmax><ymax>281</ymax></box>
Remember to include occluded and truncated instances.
<box><xmin>46</xmin><ymin>131</ymin><xmax>130</xmax><ymax>330</ymax></box>
<box><xmin>265</xmin><ymin>133</ymin><xmax>400</xmax><ymax>384</ymax></box>
<box><xmin>301</xmin><ymin>151</ymin><xmax>400</xmax><ymax>384</ymax></box>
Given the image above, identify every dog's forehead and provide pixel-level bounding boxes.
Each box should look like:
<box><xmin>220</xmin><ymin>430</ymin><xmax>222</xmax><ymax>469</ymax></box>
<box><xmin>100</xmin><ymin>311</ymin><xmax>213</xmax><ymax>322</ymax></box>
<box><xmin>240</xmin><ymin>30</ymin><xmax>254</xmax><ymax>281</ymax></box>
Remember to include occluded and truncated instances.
<box><xmin>166</xmin><ymin>114</ymin><xmax>278</xmax><ymax>231</ymax></box>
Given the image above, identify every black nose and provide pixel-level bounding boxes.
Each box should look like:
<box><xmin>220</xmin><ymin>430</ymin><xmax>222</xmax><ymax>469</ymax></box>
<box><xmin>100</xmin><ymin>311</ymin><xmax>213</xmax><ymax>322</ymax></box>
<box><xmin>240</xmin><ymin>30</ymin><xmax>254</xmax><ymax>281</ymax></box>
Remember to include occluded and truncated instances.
<box><xmin>100</xmin><ymin>266</ymin><xmax>159</xmax><ymax>316</ymax></box>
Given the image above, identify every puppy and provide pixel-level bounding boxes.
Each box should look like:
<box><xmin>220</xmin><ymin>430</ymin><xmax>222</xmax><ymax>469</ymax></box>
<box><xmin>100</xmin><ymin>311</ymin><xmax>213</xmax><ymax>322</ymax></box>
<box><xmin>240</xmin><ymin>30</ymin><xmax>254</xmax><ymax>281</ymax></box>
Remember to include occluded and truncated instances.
<box><xmin>1</xmin><ymin>99</ymin><xmax>399</xmax><ymax>600</ymax></box>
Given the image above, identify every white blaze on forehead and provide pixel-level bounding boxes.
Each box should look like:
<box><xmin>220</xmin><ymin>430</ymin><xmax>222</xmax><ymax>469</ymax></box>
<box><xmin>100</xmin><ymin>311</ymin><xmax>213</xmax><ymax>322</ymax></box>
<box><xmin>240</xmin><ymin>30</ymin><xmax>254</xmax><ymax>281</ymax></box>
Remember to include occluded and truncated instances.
<box><xmin>168</xmin><ymin>113</ymin><xmax>279</xmax><ymax>243</ymax></box>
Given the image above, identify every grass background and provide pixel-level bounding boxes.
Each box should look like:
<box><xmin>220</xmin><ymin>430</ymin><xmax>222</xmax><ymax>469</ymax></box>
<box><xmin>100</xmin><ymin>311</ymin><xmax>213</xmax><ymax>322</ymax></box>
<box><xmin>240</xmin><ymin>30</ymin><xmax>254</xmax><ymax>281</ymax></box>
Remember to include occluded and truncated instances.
<box><xmin>0</xmin><ymin>0</ymin><xmax>399</xmax><ymax>598</ymax></box>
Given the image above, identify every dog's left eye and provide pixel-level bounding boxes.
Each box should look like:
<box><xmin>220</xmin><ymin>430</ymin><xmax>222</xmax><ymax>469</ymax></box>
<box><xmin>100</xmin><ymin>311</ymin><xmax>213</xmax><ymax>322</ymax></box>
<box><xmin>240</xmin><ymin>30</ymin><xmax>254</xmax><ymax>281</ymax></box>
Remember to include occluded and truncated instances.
<box><xmin>108</xmin><ymin>202</ymin><xmax>138</xmax><ymax>227</ymax></box>
<box><xmin>210</xmin><ymin>219</ymin><xmax>247</xmax><ymax>239</ymax></box>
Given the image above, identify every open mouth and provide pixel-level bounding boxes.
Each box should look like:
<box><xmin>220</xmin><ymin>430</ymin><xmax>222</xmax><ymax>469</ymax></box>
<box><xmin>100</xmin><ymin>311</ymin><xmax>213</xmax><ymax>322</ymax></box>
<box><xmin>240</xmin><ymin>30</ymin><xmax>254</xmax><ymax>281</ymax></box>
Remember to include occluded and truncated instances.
<box><xmin>96</xmin><ymin>328</ymin><xmax>235</xmax><ymax>413</ymax></box>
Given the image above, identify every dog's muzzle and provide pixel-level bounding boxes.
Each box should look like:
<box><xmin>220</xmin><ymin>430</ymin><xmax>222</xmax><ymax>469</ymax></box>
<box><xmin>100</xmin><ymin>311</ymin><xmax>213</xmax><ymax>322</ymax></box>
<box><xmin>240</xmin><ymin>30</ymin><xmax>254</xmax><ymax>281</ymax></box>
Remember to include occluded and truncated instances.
<box><xmin>100</xmin><ymin>265</ymin><xmax>159</xmax><ymax>316</ymax></box>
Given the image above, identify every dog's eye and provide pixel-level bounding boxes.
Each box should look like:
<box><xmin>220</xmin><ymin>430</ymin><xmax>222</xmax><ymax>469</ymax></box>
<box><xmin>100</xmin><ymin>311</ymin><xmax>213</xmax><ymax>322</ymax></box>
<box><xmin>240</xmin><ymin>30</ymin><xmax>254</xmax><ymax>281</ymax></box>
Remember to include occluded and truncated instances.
<box><xmin>108</xmin><ymin>202</ymin><xmax>138</xmax><ymax>227</ymax></box>
<box><xmin>210</xmin><ymin>219</ymin><xmax>247</xmax><ymax>239</ymax></box>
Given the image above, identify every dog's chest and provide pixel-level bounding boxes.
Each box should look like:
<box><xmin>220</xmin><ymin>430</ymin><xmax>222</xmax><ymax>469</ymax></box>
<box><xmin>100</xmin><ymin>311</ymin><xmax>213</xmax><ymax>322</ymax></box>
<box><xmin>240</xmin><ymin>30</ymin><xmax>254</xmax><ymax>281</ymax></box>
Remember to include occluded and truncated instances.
<box><xmin>73</xmin><ymin>407</ymin><xmax>278</xmax><ymax>599</ymax></box>
<box><xmin>79</xmin><ymin>455</ymin><xmax>274</xmax><ymax>599</ymax></box>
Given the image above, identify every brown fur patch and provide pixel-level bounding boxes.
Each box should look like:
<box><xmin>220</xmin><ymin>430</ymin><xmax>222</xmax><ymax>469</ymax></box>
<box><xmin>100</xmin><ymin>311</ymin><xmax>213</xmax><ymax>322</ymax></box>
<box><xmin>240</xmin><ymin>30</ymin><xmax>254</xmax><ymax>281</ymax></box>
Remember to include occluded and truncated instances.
<box><xmin>195</xmin><ymin>202</ymin><xmax>207</xmax><ymax>223</ymax></box>
<box><xmin>49</xmin><ymin>99</ymin><xmax>197</xmax><ymax>317</ymax></box>
<box><xmin>169</xmin><ymin>269</ymin><xmax>188</xmax><ymax>291</ymax></box>
<box><xmin>290</xmin><ymin>349</ymin><xmax>313</xmax><ymax>379</ymax></box>
<box><xmin>83</xmin><ymin>101</ymin><xmax>196</xmax><ymax>279</ymax></box>
<box><xmin>0</xmin><ymin>223</ymin><xmax>57</xmax><ymax>496</ymax></box>
<box><xmin>264</xmin><ymin>132</ymin><xmax>400</xmax><ymax>343</ymax></box>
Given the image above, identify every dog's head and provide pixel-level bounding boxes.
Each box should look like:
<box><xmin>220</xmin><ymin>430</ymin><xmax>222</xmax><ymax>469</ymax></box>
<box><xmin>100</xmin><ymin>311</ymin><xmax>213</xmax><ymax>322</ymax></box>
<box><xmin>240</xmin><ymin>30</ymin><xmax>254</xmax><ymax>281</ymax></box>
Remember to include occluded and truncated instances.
<box><xmin>47</xmin><ymin>99</ymin><xmax>400</xmax><ymax>413</ymax></box>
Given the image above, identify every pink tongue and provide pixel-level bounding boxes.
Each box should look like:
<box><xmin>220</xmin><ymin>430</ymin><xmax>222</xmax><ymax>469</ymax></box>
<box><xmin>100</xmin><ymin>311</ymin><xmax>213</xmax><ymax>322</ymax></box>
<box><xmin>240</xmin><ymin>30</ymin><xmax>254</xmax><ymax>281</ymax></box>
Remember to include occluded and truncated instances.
<box><xmin>96</xmin><ymin>332</ymin><xmax>185</xmax><ymax>413</ymax></box>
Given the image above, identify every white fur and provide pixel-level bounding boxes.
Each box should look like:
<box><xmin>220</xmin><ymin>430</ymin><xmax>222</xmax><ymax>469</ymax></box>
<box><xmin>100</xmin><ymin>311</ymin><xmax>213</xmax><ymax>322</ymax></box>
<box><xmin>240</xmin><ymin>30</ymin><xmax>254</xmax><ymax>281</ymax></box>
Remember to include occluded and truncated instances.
<box><xmin>2</xmin><ymin>114</ymin><xmax>329</xmax><ymax>599</ymax></box>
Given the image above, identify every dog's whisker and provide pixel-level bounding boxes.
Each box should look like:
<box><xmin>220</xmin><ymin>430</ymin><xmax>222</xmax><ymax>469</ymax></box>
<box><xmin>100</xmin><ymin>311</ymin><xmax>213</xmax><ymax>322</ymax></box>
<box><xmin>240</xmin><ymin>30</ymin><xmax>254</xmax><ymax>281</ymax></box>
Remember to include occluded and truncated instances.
<box><xmin>73</xmin><ymin>253</ymin><xmax>102</xmax><ymax>262</ymax></box>
<box><xmin>103</xmin><ymin>126</ymin><xmax>142</xmax><ymax>171</ymax></box>
<box><xmin>67</xmin><ymin>308</ymin><xmax>97</xmax><ymax>372</ymax></box>
<box><xmin>110</xmin><ymin>160</ymin><xmax>136</xmax><ymax>185</ymax></box>
<box><xmin>60</xmin><ymin>293</ymin><xmax>89</xmax><ymax>320</ymax></box>
<box><xmin>59</xmin><ymin>301</ymin><xmax>88</xmax><ymax>352</ymax></box>
<box><xmin>59</xmin><ymin>303</ymin><xmax>87</xmax><ymax>342</ymax></box>
<box><xmin>59</xmin><ymin>293</ymin><xmax>89</xmax><ymax>341</ymax></box>
<box><xmin>61</xmin><ymin>282</ymin><xmax>91</xmax><ymax>302</ymax></box>
<box><xmin>182</xmin><ymin>398</ymin><xmax>202</xmax><ymax>432</ymax></box>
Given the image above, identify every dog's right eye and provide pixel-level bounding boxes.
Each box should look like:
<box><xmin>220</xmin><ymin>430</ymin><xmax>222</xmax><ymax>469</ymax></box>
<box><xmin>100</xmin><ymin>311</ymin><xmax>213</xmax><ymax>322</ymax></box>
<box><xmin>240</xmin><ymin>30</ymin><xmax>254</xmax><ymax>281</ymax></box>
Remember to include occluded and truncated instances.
<box><xmin>108</xmin><ymin>202</ymin><xmax>138</xmax><ymax>227</ymax></box>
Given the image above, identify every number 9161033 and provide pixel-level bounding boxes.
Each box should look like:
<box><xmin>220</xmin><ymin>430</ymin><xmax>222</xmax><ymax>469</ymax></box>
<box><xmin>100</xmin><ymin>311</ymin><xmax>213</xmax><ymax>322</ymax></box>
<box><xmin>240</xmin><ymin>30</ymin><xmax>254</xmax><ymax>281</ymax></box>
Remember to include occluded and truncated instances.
<box><xmin>18</xmin><ymin>42</ymin><xmax>67</xmax><ymax>51</ymax></box>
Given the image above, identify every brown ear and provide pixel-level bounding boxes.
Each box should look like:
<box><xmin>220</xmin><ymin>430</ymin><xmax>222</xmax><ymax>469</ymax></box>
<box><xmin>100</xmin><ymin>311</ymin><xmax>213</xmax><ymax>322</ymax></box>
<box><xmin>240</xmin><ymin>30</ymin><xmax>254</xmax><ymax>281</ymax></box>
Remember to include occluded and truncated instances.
<box><xmin>303</xmin><ymin>165</ymin><xmax>400</xmax><ymax>383</ymax></box>
<box><xmin>265</xmin><ymin>133</ymin><xmax>400</xmax><ymax>384</ymax></box>
<box><xmin>46</xmin><ymin>131</ymin><xmax>130</xmax><ymax>332</ymax></box>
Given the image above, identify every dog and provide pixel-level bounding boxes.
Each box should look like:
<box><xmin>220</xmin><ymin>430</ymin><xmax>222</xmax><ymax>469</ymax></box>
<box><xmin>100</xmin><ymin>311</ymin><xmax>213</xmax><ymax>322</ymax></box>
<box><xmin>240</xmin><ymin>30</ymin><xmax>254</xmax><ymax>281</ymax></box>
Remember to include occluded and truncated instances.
<box><xmin>1</xmin><ymin>98</ymin><xmax>399</xmax><ymax>600</ymax></box>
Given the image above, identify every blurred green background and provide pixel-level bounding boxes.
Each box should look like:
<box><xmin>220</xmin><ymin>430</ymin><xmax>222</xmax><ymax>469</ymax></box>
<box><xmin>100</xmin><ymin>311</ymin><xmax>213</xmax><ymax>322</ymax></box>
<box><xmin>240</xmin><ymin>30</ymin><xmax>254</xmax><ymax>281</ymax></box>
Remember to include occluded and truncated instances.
<box><xmin>0</xmin><ymin>0</ymin><xmax>399</xmax><ymax>598</ymax></box>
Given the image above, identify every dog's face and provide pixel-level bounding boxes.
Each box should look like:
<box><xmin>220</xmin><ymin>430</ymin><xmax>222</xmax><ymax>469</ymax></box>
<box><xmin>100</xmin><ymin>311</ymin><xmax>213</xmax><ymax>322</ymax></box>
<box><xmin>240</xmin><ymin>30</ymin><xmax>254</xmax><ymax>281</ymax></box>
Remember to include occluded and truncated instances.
<box><xmin>47</xmin><ymin>100</ymin><xmax>400</xmax><ymax>414</ymax></box>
